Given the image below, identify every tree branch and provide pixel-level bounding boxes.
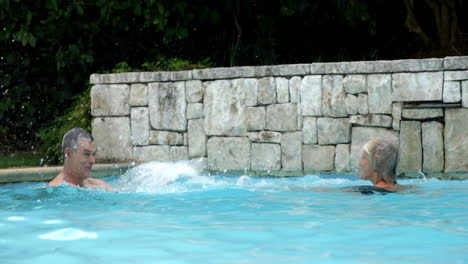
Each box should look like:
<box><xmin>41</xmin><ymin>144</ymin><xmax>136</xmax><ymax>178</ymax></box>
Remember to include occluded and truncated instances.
<box><xmin>403</xmin><ymin>0</ymin><xmax>430</xmax><ymax>46</ymax></box>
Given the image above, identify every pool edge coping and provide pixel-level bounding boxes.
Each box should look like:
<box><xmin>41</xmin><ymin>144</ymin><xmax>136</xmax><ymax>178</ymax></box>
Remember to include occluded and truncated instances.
<box><xmin>0</xmin><ymin>163</ymin><xmax>133</xmax><ymax>184</ymax></box>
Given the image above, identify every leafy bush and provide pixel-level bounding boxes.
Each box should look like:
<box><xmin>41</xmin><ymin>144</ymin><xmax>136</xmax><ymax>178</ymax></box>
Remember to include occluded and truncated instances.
<box><xmin>36</xmin><ymin>86</ymin><xmax>92</xmax><ymax>165</ymax></box>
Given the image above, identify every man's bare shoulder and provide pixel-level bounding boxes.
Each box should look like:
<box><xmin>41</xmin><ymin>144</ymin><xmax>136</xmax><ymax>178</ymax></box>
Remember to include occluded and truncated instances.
<box><xmin>83</xmin><ymin>178</ymin><xmax>113</xmax><ymax>191</ymax></box>
<box><xmin>48</xmin><ymin>174</ymin><xmax>65</xmax><ymax>187</ymax></box>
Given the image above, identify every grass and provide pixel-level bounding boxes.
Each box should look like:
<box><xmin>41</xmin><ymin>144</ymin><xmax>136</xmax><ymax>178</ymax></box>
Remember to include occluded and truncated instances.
<box><xmin>0</xmin><ymin>152</ymin><xmax>44</xmax><ymax>169</ymax></box>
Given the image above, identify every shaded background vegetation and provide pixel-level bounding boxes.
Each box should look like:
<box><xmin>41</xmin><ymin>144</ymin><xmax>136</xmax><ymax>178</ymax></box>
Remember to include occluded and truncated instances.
<box><xmin>0</xmin><ymin>0</ymin><xmax>467</xmax><ymax>165</ymax></box>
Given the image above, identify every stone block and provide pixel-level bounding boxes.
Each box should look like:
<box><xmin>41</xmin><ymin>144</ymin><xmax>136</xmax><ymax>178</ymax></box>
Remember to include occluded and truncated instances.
<box><xmin>251</xmin><ymin>143</ymin><xmax>281</xmax><ymax>171</ymax></box>
<box><xmin>444</xmin><ymin>56</ymin><xmax>468</xmax><ymax>70</ymax></box>
<box><xmin>345</xmin><ymin>94</ymin><xmax>358</xmax><ymax>115</ymax></box>
<box><xmin>335</xmin><ymin>144</ymin><xmax>350</xmax><ymax>172</ymax></box>
<box><xmin>92</xmin><ymin>117</ymin><xmax>132</xmax><ymax>162</ymax></box>
<box><xmin>187</xmin><ymin>103</ymin><xmax>204</xmax><ymax>119</ymax></box>
<box><xmin>129</xmin><ymin>84</ymin><xmax>148</xmax><ymax>106</ymax></box>
<box><xmin>133</xmin><ymin>145</ymin><xmax>170</xmax><ymax>163</ymax></box>
<box><xmin>322</xmin><ymin>75</ymin><xmax>347</xmax><ymax>117</ymax></box>
<box><xmin>368</xmin><ymin>58</ymin><xmax>443</xmax><ymax>73</ymax></box>
<box><xmin>276</xmin><ymin>77</ymin><xmax>289</xmax><ymax>103</ymax></box>
<box><xmin>243</xmin><ymin>79</ymin><xmax>258</xmax><ymax>107</ymax></box>
<box><xmin>422</xmin><ymin>122</ymin><xmax>444</xmax><ymax>173</ymax></box>
<box><xmin>148</xmin><ymin>82</ymin><xmax>186</xmax><ymax>131</ymax></box>
<box><xmin>350</xmin><ymin>127</ymin><xmax>399</xmax><ymax>172</ymax></box>
<box><xmin>170</xmin><ymin>146</ymin><xmax>188</xmax><ymax>161</ymax></box>
<box><xmin>445</xmin><ymin>109</ymin><xmax>468</xmax><ymax>172</ymax></box>
<box><xmin>300</xmin><ymin>75</ymin><xmax>322</xmax><ymax>116</ymax></box>
<box><xmin>246</xmin><ymin>107</ymin><xmax>266</xmax><ymax>131</ymax></box>
<box><xmin>90</xmin><ymin>72</ymin><xmax>140</xmax><ymax>84</ymax></box>
<box><xmin>171</xmin><ymin>70</ymin><xmax>192</xmax><ymax>81</ymax></box>
<box><xmin>188</xmin><ymin>119</ymin><xmax>207</xmax><ymax>158</ymax></box>
<box><xmin>309</xmin><ymin>58</ymin><xmax>443</xmax><ymax>74</ymax></box>
<box><xmin>247</xmin><ymin>131</ymin><xmax>282</xmax><ymax>143</ymax></box>
<box><xmin>289</xmin><ymin>76</ymin><xmax>301</xmax><ymax>103</ymax></box>
<box><xmin>303</xmin><ymin>145</ymin><xmax>335</xmax><ymax>171</ymax></box>
<box><xmin>349</xmin><ymin>114</ymin><xmax>392</xmax><ymax>127</ymax></box>
<box><xmin>443</xmin><ymin>81</ymin><xmax>461</xmax><ymax>103</ymax></box>
<box><xmin>297</xmin><ymin>104</ymin><xmax>303</xmax><ymax>130</ymax></box>
<box><xmin>192</xmin><ymin>66</ymin><xmax>255</xmax><ymax>80</ymax></box>
<box><xmin>463</xmin><ymin>81</ymin><xmax>468</xmax><ymax>108</ymax></box>
<box><xmin>270</xmin><ymin>64</ymin><xmax>310</xmax><ymax>76</ymax></box>
<box><xmin>149</xmin><ymin>131</ymin><xmax>184</xmax><ymax>145</ymax></box>
<box><xmin>302</xmin><ymin>117</ymin><xmax>317</xmax><ymax>144</ymax></box>
<box><xmin>139</xmin><ymin>72</ymin><xmax>171</xmax><ymax>82</ymax></box>
<box><xmin>402</xmin><ymin>109</ymin><xmax>443</xmax><ymax>120</ymax></box>
<box><xmin>91</xmin><ymin>84</ymin><xmax>130</xmax><ymax>116</ymax></box>
<box><xmin>186</xmin><ymin>80</ymin><xmax>203</xmax><ymax>103</ymax></box>
<box><xmin>444</xmin><ymin>70</ymin><xmax>468</xmax><ymax>81</ymax></box>
<box><xmin>281</xmin><ymin>132</ymin><xmax>303</xmax><ymax>171</ymax></box>
<box><xmin>258</xmin><ymin>77</ymin><xmax>277</xmax><ymax>105</ymax></box>
<box><xmin>392</xmin><ymin>72</ymin><xmax>443</xmax><ymax>101</ymax></box>
<box><xmin>131</xmin><ymin>107</ymin><xmax>150</xmax><ymax>146</ymax></box>
<box><xmin>204</xmin><ymin>80</ymin><xmax>247</xmax><ymax>136</ymax></box>
<box><xmin>207</xmin><ymin>137</ymin><xmax>250</xmax><ymax>170</ymax></box>
<box><xmin>267</xmin><ymin>103</ymin><xmax>298</xmax><ymax>131</ymax></box>
<box><xmin>310</xmin><ymin>61</ymin><xmax>369</xmax><ymax>74</ymax></box>
<box><xmin>399</xmin><ymin>121</ymin><xmax>422</xmax><ymax>173</ymax></box>
<box><xmin>368</xmin><ymin>74</ymin><xmax>392</xmax><ymax>114</ymax></box>
<box><xmin>356</xmin><ymin>94</ymin><xmax>369</xmax><ymax>115</ymax></box>
<box><xmin>317</xmin><ymin>118</ymin><xmax>351</xmax><ymax>145</ymax></box>
<box><xmin>392</xmin><ymin>102</ymin><xmax>403</xmax><ymax>131</ymax></box>
<box><xmin>343</xmin><ymin>74</ymin><xmax>367</xmax><ymax>94</ymax></box>
<box><xmin>253</xmin><ymin>65</ymin><xmax>273</xmax><ymax>77</ymax></box>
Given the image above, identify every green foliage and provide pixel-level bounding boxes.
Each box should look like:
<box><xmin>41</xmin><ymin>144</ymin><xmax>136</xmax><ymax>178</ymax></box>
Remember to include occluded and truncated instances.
<box><xmin>0</xmin><ymin>152</ymin><xmax>43</xmax><ymax>169</ymax></box>
<box><xmin>111</xmin><ymin>56</ymin><xmax>212</xmax><ymax>73</ymax></box>
<box><xmin>140</xmin><ymin>56</ymin><xmax>212</xmax><ymax>72</ymax></box>
<box><xmin>36</xmin><ymin>86</ymin><xmax>92</xmax><ymax>165</ymax></box>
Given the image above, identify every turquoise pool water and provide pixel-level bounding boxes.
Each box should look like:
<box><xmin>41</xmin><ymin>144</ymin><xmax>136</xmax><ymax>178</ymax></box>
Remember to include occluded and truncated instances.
<box><xmin>1</xmin><ymin>161</ymin><xmax>467</xmax><ymax>264</ymax></box>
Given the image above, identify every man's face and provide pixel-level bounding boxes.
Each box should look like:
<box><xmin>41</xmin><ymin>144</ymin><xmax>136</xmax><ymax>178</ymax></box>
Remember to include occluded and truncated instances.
<box><xmin>358</xmin><ymin>151</ymin><xmax>375</xmax><ymax>183</ymax></box>
<box><xmin>66</xmin><ymin>139</ymin><xmax>97</xmax><ymax>179</ymax></box>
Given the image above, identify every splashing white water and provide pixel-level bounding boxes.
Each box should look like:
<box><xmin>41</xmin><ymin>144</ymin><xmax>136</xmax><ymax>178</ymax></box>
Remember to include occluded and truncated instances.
<box><xmin>114</xmin><ymin>160</ymin><xmax>200</xmax><ymax>193</ymax></box>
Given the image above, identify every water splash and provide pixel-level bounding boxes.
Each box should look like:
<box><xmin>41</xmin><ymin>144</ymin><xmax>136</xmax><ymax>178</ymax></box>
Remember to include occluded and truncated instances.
<box><xmin>114</xmin><ymin>160</ymin><xmax>200</xmax><ymax>193</ymax></box>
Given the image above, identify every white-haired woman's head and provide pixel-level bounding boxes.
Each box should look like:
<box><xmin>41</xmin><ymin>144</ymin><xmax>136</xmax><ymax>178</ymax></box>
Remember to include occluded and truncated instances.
<box><xmin>362</xmin><ymin>138</ymin><xmax>398</xmax><ymax>184</ymax></box>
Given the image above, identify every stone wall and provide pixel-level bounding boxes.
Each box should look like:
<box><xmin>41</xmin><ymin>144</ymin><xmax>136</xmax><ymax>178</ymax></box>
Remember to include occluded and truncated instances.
<box><xmin>90</xmin><ymin>57</ymin><xmax>468</xmax><ymax>178</ymax></box>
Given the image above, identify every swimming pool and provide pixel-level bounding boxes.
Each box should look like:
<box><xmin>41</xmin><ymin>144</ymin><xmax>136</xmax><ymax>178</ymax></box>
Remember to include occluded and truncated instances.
<box><xmin>1</xmin><ymin>161</ymin><xmax>467</xmax><ymax>264</ymax></box>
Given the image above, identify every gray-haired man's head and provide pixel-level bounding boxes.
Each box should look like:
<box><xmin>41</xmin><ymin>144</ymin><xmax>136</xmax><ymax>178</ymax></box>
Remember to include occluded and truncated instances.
<box><xmin>62</xmin><ymin>128</ymin><xmax>94</xmax><ymax>156</ymax></box>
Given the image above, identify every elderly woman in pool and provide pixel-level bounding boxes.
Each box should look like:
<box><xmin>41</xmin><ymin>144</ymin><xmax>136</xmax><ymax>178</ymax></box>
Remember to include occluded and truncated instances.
<box><xmin>357</xmin><ymin>138</ymin><xmax>418</xmax><ymax>192</ymax></box>
<box><xmin>358</xmin><ymin>138</ymin><xmax>398</xmax><ymax>191</ymax></box>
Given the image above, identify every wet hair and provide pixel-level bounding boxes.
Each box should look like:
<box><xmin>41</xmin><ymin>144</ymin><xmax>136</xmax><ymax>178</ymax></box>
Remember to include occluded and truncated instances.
<box><xmin>62</xmin><ymin>128</ymin><xmax>94</xmax><ymax>155</ymax></box>
<box><xmin>363</xmin><ymin>138</ymin><xmax>398</xmax><ymax>184</ymax></box>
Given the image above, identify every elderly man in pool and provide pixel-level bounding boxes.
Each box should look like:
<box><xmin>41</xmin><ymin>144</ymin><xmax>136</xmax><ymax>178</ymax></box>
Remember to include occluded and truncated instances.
<box><xmin>48</xmin><ymin>128</ymin><xmax>113</xmax><ymax>191</ymax></box>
